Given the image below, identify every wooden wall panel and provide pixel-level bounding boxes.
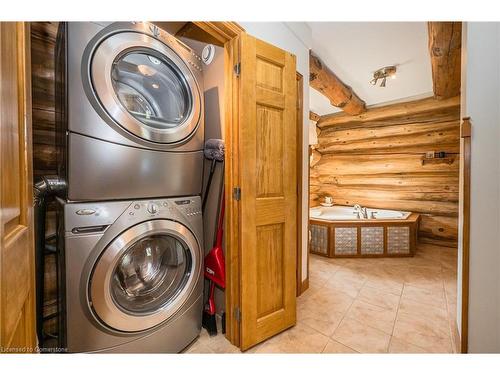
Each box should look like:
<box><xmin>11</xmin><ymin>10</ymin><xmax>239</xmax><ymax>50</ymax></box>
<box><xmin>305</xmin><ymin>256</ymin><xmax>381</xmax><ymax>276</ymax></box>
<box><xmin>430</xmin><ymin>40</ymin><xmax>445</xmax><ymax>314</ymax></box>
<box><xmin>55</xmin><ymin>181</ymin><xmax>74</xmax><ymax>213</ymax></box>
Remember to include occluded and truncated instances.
<box><xmin>31</xmin><ymin>22</ymin><xmax>58</xmax><ymax>179</ymax></box>
<box><xmin>311</xmin><ymin>97</ymin><xmax>460</xmax><ymax>247</ymax></box>
<box><xmin>30</xmin><ymin>21</ymin><xmax>59</xmax><ymax>339</ymax></box>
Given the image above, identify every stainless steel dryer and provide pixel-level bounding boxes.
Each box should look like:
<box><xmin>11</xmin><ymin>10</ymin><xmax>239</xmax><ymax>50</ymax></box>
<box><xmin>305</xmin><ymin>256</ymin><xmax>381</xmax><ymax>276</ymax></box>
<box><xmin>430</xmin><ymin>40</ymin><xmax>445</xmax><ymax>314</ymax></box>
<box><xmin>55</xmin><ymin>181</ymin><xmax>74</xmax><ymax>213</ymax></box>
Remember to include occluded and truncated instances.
<box><xmin>57</xmin><ymin>196</ymin><xmax>203</xmax><ymax>353</ymax></box>
<box><xmin>56</xmin><ymin>22</ymin><xmax>205</xmax><ymax>201</ymax></box>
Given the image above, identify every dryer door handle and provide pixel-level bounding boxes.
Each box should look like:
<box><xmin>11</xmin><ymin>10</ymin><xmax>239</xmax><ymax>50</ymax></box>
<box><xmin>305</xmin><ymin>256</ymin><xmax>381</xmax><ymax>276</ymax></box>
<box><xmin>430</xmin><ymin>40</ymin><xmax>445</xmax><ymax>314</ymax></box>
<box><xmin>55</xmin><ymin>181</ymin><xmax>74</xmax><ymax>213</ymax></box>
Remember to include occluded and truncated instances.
<box><xmin>71</xmin><ymin>225</ymin><xmax>108</xmax><ymax>234</ymax></box>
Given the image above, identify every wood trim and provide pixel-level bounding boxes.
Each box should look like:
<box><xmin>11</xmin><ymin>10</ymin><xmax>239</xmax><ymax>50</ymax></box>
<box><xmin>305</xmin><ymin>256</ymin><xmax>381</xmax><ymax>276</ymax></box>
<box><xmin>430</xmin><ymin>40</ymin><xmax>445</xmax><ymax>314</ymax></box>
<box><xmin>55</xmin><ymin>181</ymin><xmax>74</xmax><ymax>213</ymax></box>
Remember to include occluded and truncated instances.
<box><xmin>460</xmin><ymin>117</ymin><xmax>471</xmax><ymax>353</ymax></box>
<box><xmin>299</xmin><ymin>277</ymin><xmax>309</xmax><ymax>295</ymax></box>
<box><xmin>20</xmin><ymin>21</ymin><xmax>37</xmax><ymax>351</ymax></box>
<box><xmin>305</xmin><ymin>146</ymin><xmax>314</xmax><ymax>287</ymax></box>
<box><xmin>295</xmin><ymin>72</ymin><xmax>308</xmax><ymax>296</ymax></box>
<box><xmin>177</xmin><ymin>22</ymin><xmax>244</xmax><ymax>47</ymax></box>
<box><xmin>223</xmin><ymin>34</ymin><xmax>241</xmax><ymax>347</ymax></box>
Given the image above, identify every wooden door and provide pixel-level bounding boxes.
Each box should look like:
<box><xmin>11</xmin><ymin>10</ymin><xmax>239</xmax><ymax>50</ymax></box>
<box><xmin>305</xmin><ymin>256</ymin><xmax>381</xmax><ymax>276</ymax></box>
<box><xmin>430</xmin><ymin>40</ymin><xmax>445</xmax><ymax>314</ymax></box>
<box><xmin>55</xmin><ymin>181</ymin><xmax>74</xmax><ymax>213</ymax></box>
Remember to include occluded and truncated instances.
<box><xmin>0</xmin><ymin>22</ymin><xmax>37</xmax><ymax>353</ymax></box>
<box><xmin>237</xmin><ymin>33</ymin><xmax>297</xmax><ymax>350</ymax></box>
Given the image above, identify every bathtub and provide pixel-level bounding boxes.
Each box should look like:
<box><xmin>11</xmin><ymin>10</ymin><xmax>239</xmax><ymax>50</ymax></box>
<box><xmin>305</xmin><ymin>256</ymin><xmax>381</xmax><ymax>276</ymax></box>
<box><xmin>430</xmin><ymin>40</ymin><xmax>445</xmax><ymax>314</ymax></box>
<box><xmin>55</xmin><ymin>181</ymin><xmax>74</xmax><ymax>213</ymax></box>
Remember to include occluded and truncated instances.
<box><xmin>309</xmin><ymin>205</ymin><xmax>420</xmax><ymax>258</ymax></box>
<box><xmin>310</xmin><ymin>205</ymin><xmax>411</xmax><ymax>221</ymax></box>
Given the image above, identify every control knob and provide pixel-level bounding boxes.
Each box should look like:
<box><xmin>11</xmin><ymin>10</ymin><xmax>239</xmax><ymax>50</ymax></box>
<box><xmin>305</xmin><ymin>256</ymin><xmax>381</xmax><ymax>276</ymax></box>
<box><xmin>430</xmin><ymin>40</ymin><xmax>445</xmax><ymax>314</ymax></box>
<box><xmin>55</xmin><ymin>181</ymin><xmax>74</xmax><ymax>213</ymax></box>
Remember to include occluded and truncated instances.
<box><xmin>147</xmin><ymin>202</ymin><xmax>159</xmax><ymax>214</ymax></box>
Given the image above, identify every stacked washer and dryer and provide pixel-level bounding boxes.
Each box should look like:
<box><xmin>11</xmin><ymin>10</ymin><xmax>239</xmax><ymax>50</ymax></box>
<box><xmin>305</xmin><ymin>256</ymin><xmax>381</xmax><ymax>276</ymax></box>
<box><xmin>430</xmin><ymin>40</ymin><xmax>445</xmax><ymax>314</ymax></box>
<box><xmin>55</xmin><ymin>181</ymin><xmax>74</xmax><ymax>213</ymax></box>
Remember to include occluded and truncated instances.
<box><xmin>55</xmin><ymin>22</ymin><xmax>206</xmax><ymax>352</ymax></box>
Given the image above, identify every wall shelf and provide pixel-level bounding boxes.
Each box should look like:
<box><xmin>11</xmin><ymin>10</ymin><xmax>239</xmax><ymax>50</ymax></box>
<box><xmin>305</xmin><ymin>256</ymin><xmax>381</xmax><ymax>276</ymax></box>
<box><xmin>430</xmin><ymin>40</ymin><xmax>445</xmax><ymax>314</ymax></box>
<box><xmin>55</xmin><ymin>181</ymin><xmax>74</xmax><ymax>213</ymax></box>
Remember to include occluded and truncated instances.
<box><xmin>421</xmin><ymin>156</ymin><xmax>455</xmax><ymax>166</ymax></box>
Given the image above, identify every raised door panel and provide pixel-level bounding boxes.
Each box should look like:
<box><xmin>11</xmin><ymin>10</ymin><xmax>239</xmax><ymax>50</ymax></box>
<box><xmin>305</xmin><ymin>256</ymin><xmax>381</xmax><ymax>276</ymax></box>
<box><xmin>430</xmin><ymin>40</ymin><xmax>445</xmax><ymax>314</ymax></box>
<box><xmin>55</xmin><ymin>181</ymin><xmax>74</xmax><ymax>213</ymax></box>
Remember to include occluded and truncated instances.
<box><xmin>0</xmin><ymin>22</ymin><xmax>36</xmax><ymax>352</ymax></box>
<box><xmin>256</xmin><ymin>105</ymin><xmax>284</xmax><ymax>197</ymax></box>
<box><xmin>239</xmin><ymin>33</ymin><xmax>297</xmax><ymax>350</ymax></box>
<box><xmin>256</xmin><ymin>223</ymin><xmax>284</xmax><ymax>318</ymax></box>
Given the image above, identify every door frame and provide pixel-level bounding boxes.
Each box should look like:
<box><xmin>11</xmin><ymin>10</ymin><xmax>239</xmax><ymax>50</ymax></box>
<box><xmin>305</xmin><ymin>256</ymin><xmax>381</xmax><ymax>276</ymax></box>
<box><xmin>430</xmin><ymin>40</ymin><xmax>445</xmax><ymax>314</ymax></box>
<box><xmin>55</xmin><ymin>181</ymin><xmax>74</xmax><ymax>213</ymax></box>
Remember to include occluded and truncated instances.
<box><xmin>459</xmin><ymin>117</ymin><xmax>471</xmax><ymax>353</ymax></box>
<box><xmin>295</xmin><ymin>72</ymin><xmax>308</xmax><ymax>296</ymax></box>
<box><xmin>223</xmin><ymin>33</ymin><xmax>242</xmax><ymax>346</ymax></box>
<box><xmin>181</xmin><ymin>22</ymin><xmax>243</xmax><ymax>347</ymax></box>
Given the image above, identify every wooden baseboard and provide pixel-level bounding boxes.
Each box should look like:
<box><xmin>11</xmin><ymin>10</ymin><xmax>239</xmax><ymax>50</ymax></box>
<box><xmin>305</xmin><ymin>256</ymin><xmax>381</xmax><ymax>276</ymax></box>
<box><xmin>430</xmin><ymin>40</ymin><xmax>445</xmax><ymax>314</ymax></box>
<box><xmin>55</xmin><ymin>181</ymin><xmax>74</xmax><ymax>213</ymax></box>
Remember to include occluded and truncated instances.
<box><xmin>298</xmin><ymin>276</ymin><xmax>309</xmax><ymax>296</ymax></box>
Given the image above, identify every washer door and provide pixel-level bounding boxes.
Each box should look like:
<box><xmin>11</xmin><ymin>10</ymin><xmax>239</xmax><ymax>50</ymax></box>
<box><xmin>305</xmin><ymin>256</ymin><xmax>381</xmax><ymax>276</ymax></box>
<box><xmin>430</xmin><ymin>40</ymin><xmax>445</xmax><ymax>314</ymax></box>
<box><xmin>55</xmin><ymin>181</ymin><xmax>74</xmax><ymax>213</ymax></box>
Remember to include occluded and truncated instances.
<box><xmin>90</xmin><ymin>220</ymin><xmax>201</xmax><ymax>332</ymax></box>
<box><xmin>90</xmin><ymin>32</ymin><xmax>201</xmax><ymax>144</ymax></box>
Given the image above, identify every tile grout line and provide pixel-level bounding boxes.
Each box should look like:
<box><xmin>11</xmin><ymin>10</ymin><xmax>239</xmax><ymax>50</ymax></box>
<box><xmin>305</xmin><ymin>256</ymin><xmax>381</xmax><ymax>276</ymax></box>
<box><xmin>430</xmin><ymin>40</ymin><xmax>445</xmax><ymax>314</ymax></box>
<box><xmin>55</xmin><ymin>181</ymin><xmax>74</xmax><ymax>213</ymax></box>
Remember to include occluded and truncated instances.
<box><xmin>389</xmin><ymin>249</ymin><xmax>454</xmax><ymax>353</ymax></box>
<box><xmin>386</xmin><ymin>281</ymin><xmax>406</xmax><ymax>352</ymax></box>
<box><xmin>322</xmin><ymin>338</ymin><xmax>360</xmax><ymax>354</ymax></box>
<box><xmin>328</xmin><ymin>278</ymin><xmax>369</xmax><ymax>352</ymax></box>
<box><xmin>439</xmin><ymin>260</ymin><xmax>457</xmax><ymax>352</ymax></box>
<box><xmin>302</xmin><ymin>257</ymin><xmax>350</xmax><ymax>348</ymax></box>
<box><xmin>333</xmin><ymin>277</ymin><xmax>367</xmax><ymax>334</ymax></box>
<box><xmin>307</xmin><ymin>258</ymin><xmax>364</xmax><ymax>354</ymax></box>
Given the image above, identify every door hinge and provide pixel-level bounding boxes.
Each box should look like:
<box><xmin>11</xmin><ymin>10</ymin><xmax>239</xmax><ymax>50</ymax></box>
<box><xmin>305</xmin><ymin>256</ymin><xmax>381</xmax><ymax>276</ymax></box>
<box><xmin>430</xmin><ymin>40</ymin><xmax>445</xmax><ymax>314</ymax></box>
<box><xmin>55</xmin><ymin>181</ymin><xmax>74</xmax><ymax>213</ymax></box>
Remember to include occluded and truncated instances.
<box><xmin>233</xmin><ymin>186</ymin><xmax>241</xmax><ymax>201</ymax></box>
<box><xmin>234</xmin><ymin>62</ymin><xmax>241</xmax><ymax>76</ymax></box>
<box><xmin>234</xmin><ymin>307</ymin><xmax>241</xmax><ymax>322</ymax></box>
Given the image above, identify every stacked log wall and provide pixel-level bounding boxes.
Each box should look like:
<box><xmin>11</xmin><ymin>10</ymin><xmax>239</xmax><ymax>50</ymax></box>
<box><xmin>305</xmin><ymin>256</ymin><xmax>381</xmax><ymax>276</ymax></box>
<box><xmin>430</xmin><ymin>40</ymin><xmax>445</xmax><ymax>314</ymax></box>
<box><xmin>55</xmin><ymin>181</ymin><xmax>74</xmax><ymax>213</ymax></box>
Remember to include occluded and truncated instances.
<box><xmin>311</xmin><ymin>97</ymin><xmax>460</xmax><ymax>247</ymax></box>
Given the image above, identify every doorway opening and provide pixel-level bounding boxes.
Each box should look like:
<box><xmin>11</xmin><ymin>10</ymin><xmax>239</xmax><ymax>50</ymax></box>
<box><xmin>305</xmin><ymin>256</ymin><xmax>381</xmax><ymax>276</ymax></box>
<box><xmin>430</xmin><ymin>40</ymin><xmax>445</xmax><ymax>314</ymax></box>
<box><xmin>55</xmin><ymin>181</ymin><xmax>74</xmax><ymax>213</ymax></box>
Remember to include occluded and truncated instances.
<box><xmin>303</xmin><ymin>21</ymin><xmax>464</xmax><ymax>353</ymax></box>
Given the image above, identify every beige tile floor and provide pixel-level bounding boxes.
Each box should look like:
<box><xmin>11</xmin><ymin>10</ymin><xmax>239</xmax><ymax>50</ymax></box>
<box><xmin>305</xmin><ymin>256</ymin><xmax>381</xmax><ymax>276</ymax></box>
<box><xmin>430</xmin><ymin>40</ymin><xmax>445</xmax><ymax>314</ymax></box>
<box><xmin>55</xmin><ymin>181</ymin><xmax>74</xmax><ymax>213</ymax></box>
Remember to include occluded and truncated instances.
<box><xmin>184</xmin><ymin>243</ymin><xmax>458</xmax><ymax>354</ymax></box>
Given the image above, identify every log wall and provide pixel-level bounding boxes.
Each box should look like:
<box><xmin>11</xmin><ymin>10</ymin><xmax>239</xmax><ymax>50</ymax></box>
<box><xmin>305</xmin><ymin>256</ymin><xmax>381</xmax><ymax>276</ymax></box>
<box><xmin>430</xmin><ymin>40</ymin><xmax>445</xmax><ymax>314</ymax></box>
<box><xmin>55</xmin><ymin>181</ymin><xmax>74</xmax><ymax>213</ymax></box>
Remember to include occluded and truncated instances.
<box><xmin>31</xmin><ymin>21</ymin><xmax>59</xmax><ymax>340</ymax></box>
<box><xmin>31</xmin><ymin>22</ymin><xmax>58</xmax><ymax>180</ymax></box>
<box><xmin>310</xmin><ymin>97</ymin><xmax>460</xmax><ymax>247</ymax></box>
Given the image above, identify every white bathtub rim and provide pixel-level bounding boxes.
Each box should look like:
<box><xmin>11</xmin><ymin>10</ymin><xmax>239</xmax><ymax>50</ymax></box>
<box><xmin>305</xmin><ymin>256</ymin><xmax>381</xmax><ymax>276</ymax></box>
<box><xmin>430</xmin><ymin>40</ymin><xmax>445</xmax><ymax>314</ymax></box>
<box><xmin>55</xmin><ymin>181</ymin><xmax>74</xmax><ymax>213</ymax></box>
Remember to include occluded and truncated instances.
<box><xmin>310</xmin><ymin>205</ymin><xmax>411</xmax><ymax>221</ymax></box>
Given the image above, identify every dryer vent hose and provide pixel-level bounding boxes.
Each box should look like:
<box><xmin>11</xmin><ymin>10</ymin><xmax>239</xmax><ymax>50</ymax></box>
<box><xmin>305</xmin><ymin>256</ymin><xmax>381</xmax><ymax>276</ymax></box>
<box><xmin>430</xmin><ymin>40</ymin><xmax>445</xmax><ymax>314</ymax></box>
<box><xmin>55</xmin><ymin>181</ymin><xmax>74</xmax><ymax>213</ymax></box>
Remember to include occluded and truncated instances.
<box><xmin>33</xmin><ymin>176</ymin><xmax>66</xmax><ymax>347</ymax></box>
<box><xmin>34</xmin><ymin>176</ymin><xmax>66</xmax><ymax>206</ymax></box>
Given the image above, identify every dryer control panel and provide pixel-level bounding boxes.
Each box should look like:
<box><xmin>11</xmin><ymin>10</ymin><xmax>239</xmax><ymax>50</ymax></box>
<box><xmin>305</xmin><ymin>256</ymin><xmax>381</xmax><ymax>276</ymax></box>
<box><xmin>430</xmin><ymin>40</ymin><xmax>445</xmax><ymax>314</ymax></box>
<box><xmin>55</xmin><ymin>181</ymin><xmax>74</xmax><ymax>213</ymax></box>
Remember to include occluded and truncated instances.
<box><xmin>173</xmin><ymin>199</ymin><xmax>202</xmax><ymax>217</ymax></box>
<box><xmin>125</xmin><ymin>197</ymin><xmax>202</xmax><ymax>220</ymax></box>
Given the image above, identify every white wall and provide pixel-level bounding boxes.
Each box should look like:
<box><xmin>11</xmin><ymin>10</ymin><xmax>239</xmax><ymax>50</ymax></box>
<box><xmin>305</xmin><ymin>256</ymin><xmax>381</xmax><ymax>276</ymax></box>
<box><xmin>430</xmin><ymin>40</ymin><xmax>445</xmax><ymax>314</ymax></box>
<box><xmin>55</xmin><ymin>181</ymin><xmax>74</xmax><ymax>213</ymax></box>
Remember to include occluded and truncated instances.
<box><xmin>459</xmin><ymin>22</ymin><xmax>500</xmax><ymax>353</ymax></box>
<box><xmin>240</xmin><ymin>22</ymin><xmax>312</xmax><ymax>282</ymax></box>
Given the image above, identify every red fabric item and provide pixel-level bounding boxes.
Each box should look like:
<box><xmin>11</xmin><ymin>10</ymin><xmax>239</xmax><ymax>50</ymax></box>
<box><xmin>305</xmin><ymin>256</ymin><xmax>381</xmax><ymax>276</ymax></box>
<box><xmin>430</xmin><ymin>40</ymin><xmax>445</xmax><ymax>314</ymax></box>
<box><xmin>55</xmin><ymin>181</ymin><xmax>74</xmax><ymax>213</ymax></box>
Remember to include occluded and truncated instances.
<box><xmin>204</xmin><ymin>193</ymin><xmax>225</xmax><ymax>288</ymax></box>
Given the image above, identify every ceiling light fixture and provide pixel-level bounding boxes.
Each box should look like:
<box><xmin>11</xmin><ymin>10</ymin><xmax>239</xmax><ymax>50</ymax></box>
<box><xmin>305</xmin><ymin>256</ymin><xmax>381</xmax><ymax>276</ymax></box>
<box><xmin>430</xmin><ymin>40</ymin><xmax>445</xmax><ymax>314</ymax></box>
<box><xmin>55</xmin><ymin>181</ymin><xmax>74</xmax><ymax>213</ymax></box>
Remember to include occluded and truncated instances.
<box><xmin>370</xmin><ymin>66</ymin><xmax>397</xmax><ymax>87</ymax></box>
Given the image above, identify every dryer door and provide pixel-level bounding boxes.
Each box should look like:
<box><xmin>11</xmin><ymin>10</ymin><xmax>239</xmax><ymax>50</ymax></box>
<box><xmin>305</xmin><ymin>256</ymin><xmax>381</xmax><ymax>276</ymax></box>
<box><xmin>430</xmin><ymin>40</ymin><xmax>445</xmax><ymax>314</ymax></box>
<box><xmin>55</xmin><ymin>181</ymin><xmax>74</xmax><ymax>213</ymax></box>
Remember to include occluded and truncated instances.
<box><xmin>90</xmin><ymin>220</ymin><xmax>201</xmax><ymax>332</ymax></box>
<box><xmin>89</xmin><ymin>31</ymin><xmax>202</xmax><ymax>144</ymax></box>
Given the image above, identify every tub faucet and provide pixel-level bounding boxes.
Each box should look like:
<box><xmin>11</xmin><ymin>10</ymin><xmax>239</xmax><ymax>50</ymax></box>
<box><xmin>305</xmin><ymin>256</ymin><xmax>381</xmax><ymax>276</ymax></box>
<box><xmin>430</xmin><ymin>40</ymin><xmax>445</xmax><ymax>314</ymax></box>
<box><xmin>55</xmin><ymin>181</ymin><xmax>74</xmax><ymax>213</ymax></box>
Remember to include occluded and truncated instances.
<box><xmin>354</xmin><ymin>204</ymin><xmax>368</xmax><ymax>219</ymax></box>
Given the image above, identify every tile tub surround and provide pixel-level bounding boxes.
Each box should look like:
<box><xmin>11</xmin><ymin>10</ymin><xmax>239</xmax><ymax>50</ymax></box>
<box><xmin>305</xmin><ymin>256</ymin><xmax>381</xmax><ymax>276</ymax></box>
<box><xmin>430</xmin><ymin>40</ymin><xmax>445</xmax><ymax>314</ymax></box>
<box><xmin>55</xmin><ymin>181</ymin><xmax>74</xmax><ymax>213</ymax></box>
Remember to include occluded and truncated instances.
<box><xmin>185</xmin><ymin>243</ymin><xmax>458</xmax><ymax>353</ymax></box>
<box><xmin>310</xmin><ymin>213</ymin><xmax>420</xmax><ymax>258</ymax></box>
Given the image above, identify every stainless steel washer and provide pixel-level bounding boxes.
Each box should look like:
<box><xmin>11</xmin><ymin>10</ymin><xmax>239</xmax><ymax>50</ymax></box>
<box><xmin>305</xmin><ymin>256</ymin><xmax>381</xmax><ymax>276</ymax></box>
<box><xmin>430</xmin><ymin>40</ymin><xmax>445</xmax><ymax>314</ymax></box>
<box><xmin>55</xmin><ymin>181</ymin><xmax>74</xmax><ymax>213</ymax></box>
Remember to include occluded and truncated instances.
<box><xmin>56</xmin><ymin>22</ymin><xmax>205</xmax><ymax>201</ymax></box>
<box><xmin>58</xmin><ymin>196</ymin><xmax>203</xmax><ymax>353</ymax></box>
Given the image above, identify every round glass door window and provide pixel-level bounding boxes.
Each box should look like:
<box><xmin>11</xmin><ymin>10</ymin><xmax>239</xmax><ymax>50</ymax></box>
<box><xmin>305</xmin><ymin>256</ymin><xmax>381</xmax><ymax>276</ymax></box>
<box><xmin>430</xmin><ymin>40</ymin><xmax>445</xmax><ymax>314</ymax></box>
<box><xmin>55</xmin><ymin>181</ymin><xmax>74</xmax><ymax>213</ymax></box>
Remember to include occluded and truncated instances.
<box><xmin>110</xmin><ymin>234</ymin><xmax>192</xmax><ymax>315</ymax></box>
<box><xmin>111</xmin><ymin>52</ymin><xmax>192</xmax><ymax>130</ymax></box>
